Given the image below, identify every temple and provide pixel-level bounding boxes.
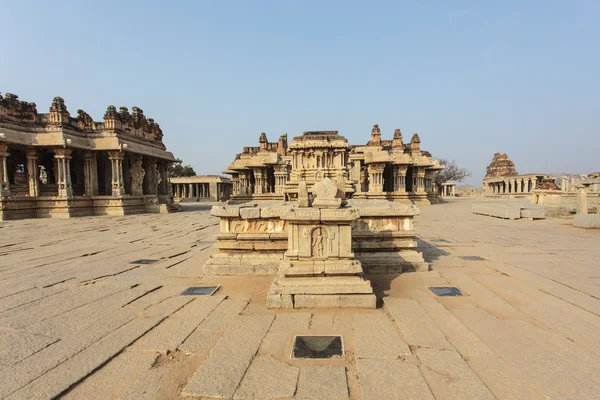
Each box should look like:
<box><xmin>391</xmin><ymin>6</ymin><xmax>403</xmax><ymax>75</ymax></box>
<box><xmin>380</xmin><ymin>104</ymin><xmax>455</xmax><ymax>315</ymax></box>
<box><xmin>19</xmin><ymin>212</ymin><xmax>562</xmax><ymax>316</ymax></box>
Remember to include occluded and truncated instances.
<box><xmin>223</xmin><ymin>124</ymin><xmax>443</xmax><ymax>205</ymax></box>
<box><xmin>0</xmin><ymin>92</ymin><xmax>177</xmax><ymax>220</ymax></box>
<box><xmin>482</xmin><ymin>153</ymin><xmax>548</xmax><ymax>196</ymax></box>
<box><xmin>171</xmin><ymin>175</ymin><xmax>232</xmax><ymax>202</ymax></box>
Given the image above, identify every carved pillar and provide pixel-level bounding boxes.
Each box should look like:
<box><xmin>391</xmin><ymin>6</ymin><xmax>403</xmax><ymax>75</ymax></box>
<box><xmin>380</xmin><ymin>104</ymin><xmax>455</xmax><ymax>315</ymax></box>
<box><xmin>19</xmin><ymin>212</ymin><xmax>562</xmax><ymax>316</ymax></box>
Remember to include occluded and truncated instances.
<box><xmin>415</xmin><ymin>168</ymin><xmax>426</xmax><ymax>193</ymax></box>
<box><xmin>253</xmin><ymin>168</ymin><xmax>264</xmax><ymax>195</ymax></box>
<box><xmin>26</xmin><ymin>147</ymin><xmax>40</xmax><ymax>197</ymax></box>
<box><xmin>274</xmin><ymin>165</ymin><xmax>289</xmax><ymax>195</ymax></box>
<box><xmin>143</xmin><ymin>156</ymin><xmax>158</xmax><ymax>195</ymax></box>
<box><xmin>561</xmin><ymin>176</ymin><xmax>568</xmax><ymax>192</ymax></box>
<box><xmin>393</xmin><ymin>166</ymin><xmax>405</xmax><ymax>193</ymax></box>
<box><xmin>157</xmin><ymin>161</ymin><xmax>168</xmax><ymax>196</ymax></box>
<box><xmin>367</xmin><ymin>164</ymin><xmax>384</xmax><ymax>193</ymax></box>
<box><xmin>82</xmin><ymin>151</ymin><xmax>99</xmax><ymax>196</ymax></box>
<box><xmin>0</xmin><ymin>144</ymin><xmax>10</xmax><ymax>197</ymax></box>
<box><xmin>532</xmin><ymin>177</ymin><xmax>537</xmax><ymax>190</ymax></box>
<box><xmin>129</xmin><ymin>154</ymin><xmax>145</xmax><ymax>196</ymax></box>
<box><xmin>107</xmin><ymin>151</ymin><xmax>125</xmax><ymax>196</ymax></box>
<box><xmin>54</xmin><ymin>148</ymin><xmax>73</xmax><ymax>197</ymax></box>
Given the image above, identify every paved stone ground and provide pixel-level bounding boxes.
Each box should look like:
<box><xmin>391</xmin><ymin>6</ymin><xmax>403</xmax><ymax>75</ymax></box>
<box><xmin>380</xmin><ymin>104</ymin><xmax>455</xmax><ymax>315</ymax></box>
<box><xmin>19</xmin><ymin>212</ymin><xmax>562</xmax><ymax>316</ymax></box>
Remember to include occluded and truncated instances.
<box><xmin>0</xmin><ymin>199</ymin><xmax>599</xmax><ymax>399</ymax></box>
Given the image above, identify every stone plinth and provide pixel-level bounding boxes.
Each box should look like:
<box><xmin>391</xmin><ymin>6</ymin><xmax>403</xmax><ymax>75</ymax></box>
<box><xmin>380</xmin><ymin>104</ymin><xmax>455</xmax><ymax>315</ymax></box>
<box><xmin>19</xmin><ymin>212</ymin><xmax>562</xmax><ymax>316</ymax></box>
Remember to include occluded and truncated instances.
<box><xmin>268</xmin><ymin>179</ymin><xmax>376</xmax><ymax>309</ymax></box>
<box><xmin>472</xmin><ymin>202</ymin><xmax>545</xmax><ymax>220</ymax></box>
<box><xmin>203</xmin><ymin>199</ymin><xmax>428</xmax><ymax>275</ymax></box>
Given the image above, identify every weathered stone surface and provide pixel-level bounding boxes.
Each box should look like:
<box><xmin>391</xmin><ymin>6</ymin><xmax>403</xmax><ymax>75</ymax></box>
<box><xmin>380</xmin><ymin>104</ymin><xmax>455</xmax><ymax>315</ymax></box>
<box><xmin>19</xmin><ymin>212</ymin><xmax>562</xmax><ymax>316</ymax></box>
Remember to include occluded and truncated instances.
<box><xmin>484</xmin><ymin>152</ymin><xmax>517</xmax><ymax>179</ymax></box>
<box><xmin>416</xmin><ymin>347</ymin><xmax>495</xmax><ymax>400</ymax></box>
<box><xmin>196</xmin><ymin>298</ymin><xmax>248</xmax><ymax>332</ymax></box>
<box><xmin>5</xmin><ymin>315</ymin><xmax>165</xmax><ymax>400</ymax></box>
<box><xmin>354</xmin><ymin>314</ymin><xmax>410</xmax><ymax>358</ymax></box>
<box><xmin>384</xmin><ymin>298</ymin><xmax>450</xmax><ymax>349</ymax></box>
<box><xmin>296</xmin><ymin>366</ymin><xmax>349</xmax><ymax>399</ymax></box>
<box><xmin>270</xmin><ymin>312</ymin><xmax>312</xmax><ymax>332</ymax></box>
<box><xmin>357</xmin><ymin>359</ymin><xmax>434</xmax><ymax>400</ymax></box>
<box><xmin>0</xmin><ymin>331</ymin><xmax>58</xmax><ymax>368</ymax></box>
<box><xmin>131</xmin><ymin>296</ymin><xmax>224</xmax><ymax>353</ymax></box>
<box><xmin>183</xmin><ymin>314</ymin><xmax>274</xmax><ymax>398</ymax></box>
<box><xmin>298</xmin><ymin>180</ymin><xmax>310</xmax><ymax>207</ymax></box>
<box><xmin>573</xmin><ymin>213</ymin><xmax>600</xmax><ymax>228</ymax></box>
<box><xmin>233</xmin><ymin>356</ymin><xmax>299</xmax><ymax>399</ymax></box>
<box><xmin>240</xmin><ymin>206</ymin><xmax>261</xmax><ymax>219</ymax></box>
<box><xmin>62</xmin><ymin>351</ymin><xmax>157</xmax><ymax>400</ymax></box>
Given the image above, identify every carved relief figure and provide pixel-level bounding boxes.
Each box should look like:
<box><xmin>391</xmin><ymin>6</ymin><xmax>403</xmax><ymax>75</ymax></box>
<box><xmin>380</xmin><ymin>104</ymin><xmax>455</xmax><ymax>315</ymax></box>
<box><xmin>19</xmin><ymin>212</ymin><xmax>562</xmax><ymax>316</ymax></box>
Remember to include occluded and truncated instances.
<box><xmin>311</xmin><ymin>227</ymin><xmax>327</xmax><ymax>258</ymax></box>
<box><xmin>130</xmin><ymin>155</ymin><xmax>145</xmax><ymax>195</ymax></box>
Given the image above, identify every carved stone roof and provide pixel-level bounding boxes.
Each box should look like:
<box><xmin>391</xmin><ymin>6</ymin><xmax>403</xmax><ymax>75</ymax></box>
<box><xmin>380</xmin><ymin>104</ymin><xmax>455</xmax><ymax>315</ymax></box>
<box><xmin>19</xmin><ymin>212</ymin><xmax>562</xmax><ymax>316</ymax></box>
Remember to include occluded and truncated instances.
<box><xmin>0</xmin><ymin>92</ymin><xmax>165</xmax><ymax>147</ymax></box>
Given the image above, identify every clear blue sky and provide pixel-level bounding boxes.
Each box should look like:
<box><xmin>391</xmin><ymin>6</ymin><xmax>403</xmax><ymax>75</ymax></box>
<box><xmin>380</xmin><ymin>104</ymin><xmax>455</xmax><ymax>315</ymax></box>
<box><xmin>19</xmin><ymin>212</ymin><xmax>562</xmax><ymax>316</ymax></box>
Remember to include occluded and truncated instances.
<box><xmin>2</xmin><ymin>1</ymin><xmax>598</xmax><ymax>186</ymax></box>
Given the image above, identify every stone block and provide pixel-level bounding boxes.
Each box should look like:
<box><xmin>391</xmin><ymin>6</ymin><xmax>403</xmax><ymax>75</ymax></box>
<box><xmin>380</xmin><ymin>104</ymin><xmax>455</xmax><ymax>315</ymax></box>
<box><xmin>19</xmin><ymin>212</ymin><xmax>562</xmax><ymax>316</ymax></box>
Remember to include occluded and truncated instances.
<box><xmin>520</xmin><ymin>208</ymin><xmax>545</xmax><ymax>219</ymax></box>
<box><xmin>338</xmin><ymin>294</ymin><xmax>376</xmax><ymax>309</ymax></box>
<box><xmin>211</xmin><ymin>205</ymin><xmax>240</xmax><ymax>217</ymax></box>
<box><xmin>472</xmin><ymin>203</ymin><xmax>521</xmax><ymax>219</ymax></box>
<box><xmin>240</xmin><ymin>207</ymin><xmax>261</xmax><ymax>219</ymax></box>
<box><xmin>573</xmin><ymin>214</ymin><xmax>600</xmax><ymax>228</ymax></box>
<box><xmin>295</xmin><ymin>294</ymin><xmax>341</xmax><ymax>308</ymax></box>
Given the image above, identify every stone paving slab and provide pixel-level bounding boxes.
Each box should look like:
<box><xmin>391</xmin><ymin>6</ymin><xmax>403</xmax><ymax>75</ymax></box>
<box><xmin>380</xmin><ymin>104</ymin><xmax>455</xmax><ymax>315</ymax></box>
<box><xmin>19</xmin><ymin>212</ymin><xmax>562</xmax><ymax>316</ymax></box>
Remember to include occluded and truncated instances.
<box><xmin>296</xmin><ymin>365</ymin><xmax>349</xmax><ymax>400</ymax></box>
<box><xmin>357</xmin><ymin>358</ymin><xmax>434</xmax><ymax>400</ymax></box>
<box><xmin>61</xmin><ymin>351</ymin><xmax>158</xmax><ymax>400</ymax></box>
<box><xmin>0</xmin><ymin>200</ymin><xmax>598</xmax><ymax>399</ymax></box>
<box><xmin>384</xmin><ymin>298</ymin><xmax>451</xmax><ymax>349</ymax></box>
<box><xmin>417</xmin><ymin>298</ymin><xmax>545</xmax><ymax>399</ymax></box>
<box><xmin>415</xmin><ymin>347</ymin><xmax>495</xmax><ymax>400</ymax></box>
<box><xmin>233</xmin><ymin>355</ymin><xmax>299</xmax><ymax>399</ymax></box>
<box><xmin>0</xmin><ymin>330</ymin><xmax>59</xmax><ymax>368</ymax></box>
<box><xmin>183</xmin><ymin>314</ymin><xmax>275</xmax><ymax>398</ymax></box>
<box><xmin>354</xmin><ymin>313</ymin><xmax>410</xmax><ymax>359</ymax></box>
<box><xmin>195</xmin><ymin>298</ymin><xmax>248</xmax><ymax>332</ymax></box>
<box><xmin>5</xmin><ymin>315</ymin><xmax>165</xmax><ymax>400</ymax></box>
<box><xmin>131</xmin><ymin>296</ymin><xmax>225</xmax><ymax>353</ymax></box>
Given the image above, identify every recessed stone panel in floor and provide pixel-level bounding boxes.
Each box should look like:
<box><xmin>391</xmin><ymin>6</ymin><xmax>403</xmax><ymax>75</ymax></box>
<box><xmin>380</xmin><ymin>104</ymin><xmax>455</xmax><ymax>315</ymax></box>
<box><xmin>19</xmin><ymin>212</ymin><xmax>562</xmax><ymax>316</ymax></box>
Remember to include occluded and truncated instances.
<box><xmin>431</xmin><ymin>239</ymin><xmax>450</xmax><ymax>243</ymax></box>
<box><xmin>428</xmin><ymin>287</ymin><xmax>464</xmax><ymax>297</ymax></box>
<box><xmin>459</xmin><ymin>256</ymin><xmax>486</xmax><ymax>261</ymax></box>
<box><xmin>130</xmin><ymin>259</ymin><xmax>159</xmax><ymax>265</ymax></box>
<box><xmin>292</xmin><ymin>335</ymin><xmax>343</xmax><ymax>359</ymax></box>
<box><xmin>180</xmin><ymin>286</ymin><xmax>220</xmax><ymax>296</ymax></box>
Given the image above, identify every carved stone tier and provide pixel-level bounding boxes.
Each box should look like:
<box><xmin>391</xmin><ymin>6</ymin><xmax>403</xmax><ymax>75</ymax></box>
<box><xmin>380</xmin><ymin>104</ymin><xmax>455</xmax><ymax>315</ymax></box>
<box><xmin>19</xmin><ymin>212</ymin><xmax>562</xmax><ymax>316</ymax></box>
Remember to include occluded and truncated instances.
<box><xmin>204</xmin><ymin>200</ymin><xmax>428</xmax><ymax>275</ymax></box>
<box><xmin>268</xmin><ymin>178</ymin><xmax>376</xmax><ymax>309</ymax></box>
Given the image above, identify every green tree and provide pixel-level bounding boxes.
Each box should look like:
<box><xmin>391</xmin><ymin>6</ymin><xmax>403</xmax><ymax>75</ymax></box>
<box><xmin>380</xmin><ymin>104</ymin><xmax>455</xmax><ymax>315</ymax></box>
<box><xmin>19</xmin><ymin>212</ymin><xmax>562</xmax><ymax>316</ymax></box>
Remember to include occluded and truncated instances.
<box><xmin>168</xmin><ymin>159</ymin><xmax>196</xmax><ymax>177</ymax></box>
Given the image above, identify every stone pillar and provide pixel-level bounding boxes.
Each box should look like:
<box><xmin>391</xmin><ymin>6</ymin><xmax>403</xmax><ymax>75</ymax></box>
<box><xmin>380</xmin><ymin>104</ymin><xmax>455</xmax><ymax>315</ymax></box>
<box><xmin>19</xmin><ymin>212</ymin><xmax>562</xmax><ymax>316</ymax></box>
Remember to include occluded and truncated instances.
<box><xmin>107</xmin><ymin>151</ymin><xmax>124</xmax><ymax>196</ymax></box>
<box><xmin>82</xmin><ymin>151</ymin><xmax>99</xmax><ymax>196</ymax></box>
<box><xmin>452</xmin><ymin>185</ymin><xmax>455</xmax><ymax>196</ymax></box>
<box><xmin>128</xmin><ymin>154</ymin><xmax>145</xmax><ymax>196</ymax></box>
<box><xmin>532</xmin><ymin>178</ymin><xmax>537</xmax><ymax>191</ymax></box>
<box><xmin>253</xmin><ymin>168</ymin><xmax>264</xmax><ymax>195</ymax></box>
<box><xmin>577</xmin><ymin>186</ymin><xmax>588</xmax><ymax>215</ymax></box>
<box><xmin>26</xmin><ymin>147</ymin><xmax>40</xmax><ymax>197</ymax></box>
<box><xmin>367</xmin><ymin>164</ymin><xmax>384</xmax><ymax>193</ymax></box>
<box><xmin>415</xmin><ymin>168</ymin><xmax>426</xmax><ymax>193</ymax></box>
<box><xmin>54</xmin><ymin>148</ymin><xmax>73</xmax><ymax>197</ymax></box>
<box><xmin>561</xmin><ymin>176</ymin><xmax>568</xmax><ymax>192</ymax></box>
<box><xmin>157</xmin><ymin>161</ymin><xmax>168</xmax><ymax>196</ymax></box>
<box><xmin>0</xmin><ymin>144</ymin><xmax>10</xmax><ymax>197</ymax></box>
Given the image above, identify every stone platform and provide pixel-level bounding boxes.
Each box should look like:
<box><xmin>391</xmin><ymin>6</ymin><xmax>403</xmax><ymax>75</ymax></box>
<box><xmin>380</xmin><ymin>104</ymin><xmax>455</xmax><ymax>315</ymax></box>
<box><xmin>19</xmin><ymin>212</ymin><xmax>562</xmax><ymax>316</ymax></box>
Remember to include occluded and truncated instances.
<box><xmin>0</xmin><ymin>200</ymin><xmax>599</xmax><ymax>399</ymax></box>
<box><xmin>573</xmin><ymin>213</ymin><xmax>600</xmax><ymax>228</ymax></box>
<box><xmin>472</xmin><ymin>201</ymin><xmax>545</xmax><ymax>220</ymax></box>
<box><xmin>205</xmin><ymin>199</ymin><xmax>428</xmax><ymax>276</ymax></box>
